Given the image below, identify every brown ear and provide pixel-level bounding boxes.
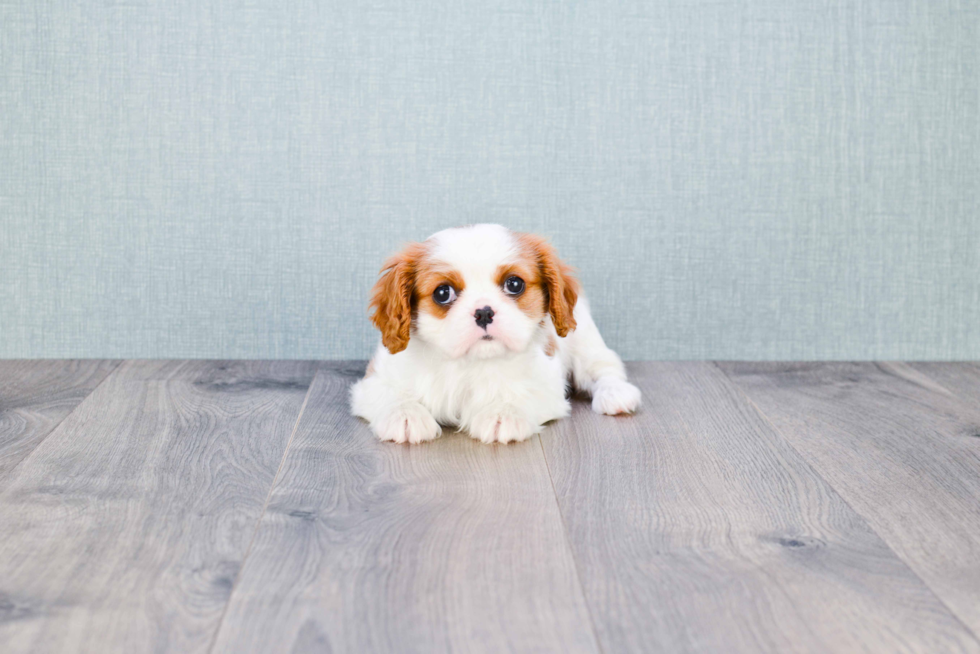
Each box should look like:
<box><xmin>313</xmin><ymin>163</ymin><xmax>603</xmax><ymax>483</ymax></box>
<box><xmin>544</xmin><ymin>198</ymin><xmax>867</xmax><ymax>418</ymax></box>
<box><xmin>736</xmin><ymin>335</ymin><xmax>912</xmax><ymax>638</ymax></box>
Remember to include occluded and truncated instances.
<box><xmin>520</xmin><ymin>234</ymin><xmax>579</xmax><ymax>337</ymax></box>
<box><xmin>369</xmin><ymin>242</ymin><xmax>425</xmax><ymax>354</ymax></box>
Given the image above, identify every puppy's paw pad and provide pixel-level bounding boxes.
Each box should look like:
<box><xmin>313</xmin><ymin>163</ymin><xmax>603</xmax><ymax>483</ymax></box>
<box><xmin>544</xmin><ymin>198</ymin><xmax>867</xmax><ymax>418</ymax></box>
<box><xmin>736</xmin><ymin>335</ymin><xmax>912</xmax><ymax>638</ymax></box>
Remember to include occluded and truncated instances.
<box><xmin>376</xmin><ymin>405</ymin><xmax>441</xmax><ymax>444</ymax></box>
<box><xmin>469</xmin><ymin>413</ymin><xmax>536</xmax><ymax>444</ymax></box>
<box><xmin>592</xmin><ymin>379</ymin><xmax>642</xmax><ymax>415</ymax></box>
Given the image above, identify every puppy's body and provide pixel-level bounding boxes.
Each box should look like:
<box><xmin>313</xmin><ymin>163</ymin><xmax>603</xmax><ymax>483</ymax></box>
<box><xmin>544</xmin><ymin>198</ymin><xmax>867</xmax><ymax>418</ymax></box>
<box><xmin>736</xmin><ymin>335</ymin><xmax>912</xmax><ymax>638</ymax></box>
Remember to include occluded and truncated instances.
<box><xmin>351</xmin><ymin>224</ymin><xmax>640</xmax><ymax>444</ymax></box>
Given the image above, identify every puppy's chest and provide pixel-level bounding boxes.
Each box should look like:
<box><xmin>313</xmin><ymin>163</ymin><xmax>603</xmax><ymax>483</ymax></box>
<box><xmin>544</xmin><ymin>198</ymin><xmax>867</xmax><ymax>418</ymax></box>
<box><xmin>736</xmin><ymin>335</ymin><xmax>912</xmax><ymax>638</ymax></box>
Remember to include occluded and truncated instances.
<box><xmin>412</xmin><ymin>354</ymin><xmax>565</xmax><ymax>422</ymax></box>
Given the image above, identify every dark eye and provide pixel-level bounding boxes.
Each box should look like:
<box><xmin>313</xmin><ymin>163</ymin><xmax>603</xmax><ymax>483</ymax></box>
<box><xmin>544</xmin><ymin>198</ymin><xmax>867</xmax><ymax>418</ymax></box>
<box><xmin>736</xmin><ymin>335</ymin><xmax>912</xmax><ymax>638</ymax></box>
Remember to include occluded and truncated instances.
<box><xmin>503</xmin><ymin>276</ymin><xmax>525</xmax><ymax>296</ymax></box>
<box><xmin>433</xmin><ymin>284</ymin><xmax>457</xmax><ymax>305</ymax></box>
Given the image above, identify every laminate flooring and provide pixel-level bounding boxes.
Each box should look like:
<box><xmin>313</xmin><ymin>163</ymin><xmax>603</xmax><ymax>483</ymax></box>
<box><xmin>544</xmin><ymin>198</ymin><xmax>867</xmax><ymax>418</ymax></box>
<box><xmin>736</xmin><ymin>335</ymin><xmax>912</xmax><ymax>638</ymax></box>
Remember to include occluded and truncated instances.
<box><xmin>1</xmin><ymin>361</ymin><xmax>978</xmax><ymax>653</ymax></box>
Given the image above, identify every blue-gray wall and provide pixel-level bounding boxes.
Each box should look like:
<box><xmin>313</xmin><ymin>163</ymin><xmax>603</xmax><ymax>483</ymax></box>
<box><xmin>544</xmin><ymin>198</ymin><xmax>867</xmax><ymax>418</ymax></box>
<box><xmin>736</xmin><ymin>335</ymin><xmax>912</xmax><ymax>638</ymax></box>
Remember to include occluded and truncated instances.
<box><xmin>2</xmin><ymin>1</ymin><xmax>978</xmax><ymax>360</ymax></box>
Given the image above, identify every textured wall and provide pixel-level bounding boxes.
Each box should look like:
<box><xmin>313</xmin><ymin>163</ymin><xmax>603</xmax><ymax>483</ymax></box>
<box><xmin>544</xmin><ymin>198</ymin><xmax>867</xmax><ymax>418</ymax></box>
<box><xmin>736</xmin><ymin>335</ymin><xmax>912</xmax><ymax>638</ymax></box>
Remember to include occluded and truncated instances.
<box><xmin>1</xmin><ymin>1</ymin><xmax>978</xmax><ymax>360</ymax></box>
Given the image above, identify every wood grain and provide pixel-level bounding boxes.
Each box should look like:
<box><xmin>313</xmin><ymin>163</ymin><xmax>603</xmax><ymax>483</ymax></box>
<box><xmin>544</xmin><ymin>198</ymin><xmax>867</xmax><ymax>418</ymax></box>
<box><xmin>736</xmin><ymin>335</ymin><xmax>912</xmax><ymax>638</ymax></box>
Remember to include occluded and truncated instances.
<box><xmin>0</xmin><ymin>360</ymin><xmax>120</xmax><ymax>489</ymax></box>
<box><xmin>4</xmin><ymin>360</ymin><xmax>980</xmax><ymax>652</ymax></box>
<box><xmin>0</xmin><ymin>360</ymin><xmax>318</xmax><ymax>653</ymax></box>
<box><xmin>211</xmin><ymin>362</ymin><xmax>599</xmax><ymax>654</ymax></box>
<box><xmin>719</xmin><ymin>361</ymin><xmax>980</xmax><ymax>641</ymax></box>
<box><xmin>903</xmin><ymin>362</ymin><xmax>980</xmax><ymax>401</ymax></box>
<box><xmin>542</xmin><ymin>361</ymin><xmax>980</xmax><ymax>653</ymax></box>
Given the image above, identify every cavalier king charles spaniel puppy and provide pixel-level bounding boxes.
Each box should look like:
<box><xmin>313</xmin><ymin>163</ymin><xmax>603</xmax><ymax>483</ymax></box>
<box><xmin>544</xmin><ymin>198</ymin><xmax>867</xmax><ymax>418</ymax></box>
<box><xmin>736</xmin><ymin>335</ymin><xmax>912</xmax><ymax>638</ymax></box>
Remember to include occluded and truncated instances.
<box><xmin>351</xmin><ymin>224</ymin><xmax>641</xmax><ymax>444</ymax></box>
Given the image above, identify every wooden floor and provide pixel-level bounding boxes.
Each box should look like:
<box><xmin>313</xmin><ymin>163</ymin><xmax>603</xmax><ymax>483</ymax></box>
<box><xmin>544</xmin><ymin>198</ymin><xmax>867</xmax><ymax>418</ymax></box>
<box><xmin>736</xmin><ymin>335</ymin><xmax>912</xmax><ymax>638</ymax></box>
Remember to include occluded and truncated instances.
<box><xmin>1</xmin><ymin>361</ymin><xmax>979</xmax><ymax>653</ymax></box>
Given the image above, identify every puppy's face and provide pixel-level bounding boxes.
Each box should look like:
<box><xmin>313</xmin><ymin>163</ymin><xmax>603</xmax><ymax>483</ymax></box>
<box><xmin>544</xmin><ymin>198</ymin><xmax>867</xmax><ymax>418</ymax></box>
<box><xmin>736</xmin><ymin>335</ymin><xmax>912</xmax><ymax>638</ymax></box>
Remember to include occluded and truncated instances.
<box><xmin>369</xmin><ymin>224</ymin><xmax>579</xmax><ymax>359</ymax></box>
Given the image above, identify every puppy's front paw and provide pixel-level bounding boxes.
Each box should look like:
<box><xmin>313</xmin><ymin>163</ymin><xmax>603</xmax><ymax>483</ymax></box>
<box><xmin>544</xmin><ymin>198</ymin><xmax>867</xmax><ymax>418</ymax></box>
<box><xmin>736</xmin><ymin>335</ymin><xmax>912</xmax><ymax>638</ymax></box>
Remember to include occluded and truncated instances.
<box><xmin>375</xmin><ymin>404</ymin><xmax>442</xmax><ymax>444</ymax></box>
<box><xmin>468</xmin><ymin>411</ymin><xmax>537</xmax><ymax>445</ymax></box>
<box><xmin>592</xmin><ymin>378</ymin><xmax>642</xmax><ymax>415</ymax></box>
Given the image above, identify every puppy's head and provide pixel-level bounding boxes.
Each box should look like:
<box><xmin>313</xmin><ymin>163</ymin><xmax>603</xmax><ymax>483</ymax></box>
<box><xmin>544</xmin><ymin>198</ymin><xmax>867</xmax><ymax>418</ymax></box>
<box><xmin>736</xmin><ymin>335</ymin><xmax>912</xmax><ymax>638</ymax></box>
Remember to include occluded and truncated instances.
<box><xmin>369</xmin><ymin>224</ymin><xmax>578</xmax><ymax>359</ymax></box>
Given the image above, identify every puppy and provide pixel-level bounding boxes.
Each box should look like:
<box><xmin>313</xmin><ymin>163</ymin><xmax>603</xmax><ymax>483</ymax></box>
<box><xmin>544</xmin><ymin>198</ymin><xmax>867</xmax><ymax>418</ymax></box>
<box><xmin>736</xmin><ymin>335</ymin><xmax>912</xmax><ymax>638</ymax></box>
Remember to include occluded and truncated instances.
<box><xmin>351</xmin><ymin>224</ymin><xmax>641</xmax><ymax>444</ymax></box>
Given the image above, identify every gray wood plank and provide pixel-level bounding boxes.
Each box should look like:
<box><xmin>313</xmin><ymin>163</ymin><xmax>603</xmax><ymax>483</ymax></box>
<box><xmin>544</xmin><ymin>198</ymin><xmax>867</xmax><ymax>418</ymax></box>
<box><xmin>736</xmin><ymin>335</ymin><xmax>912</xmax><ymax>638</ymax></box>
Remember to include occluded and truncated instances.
<box><xmin>211</xmin><ymin>363</ymin><xmax>599</xmax><ymax>654</ymax></box>
<box><xmin>719</xmin><ymin>361</ymin><xmax>980</xmax><ymax>641</ymax></box>
<box><xmin>0</xmin><ymin>360</ymin><xmax>319</xmax><ymax>653</ymax></box>
<box><xmin>542</xmin><ymin>361</ymin><xmax>980</xmax><ymax>653</ymax></box>
<box><xmin>0</xmin><ymin>360</ymin><xmax>120</xmax><ymax>489</ymax></box>
<box><xmin>904</xmin><ymin>362</ymin><xmax>980</xmax><ymax>403</ymax></box>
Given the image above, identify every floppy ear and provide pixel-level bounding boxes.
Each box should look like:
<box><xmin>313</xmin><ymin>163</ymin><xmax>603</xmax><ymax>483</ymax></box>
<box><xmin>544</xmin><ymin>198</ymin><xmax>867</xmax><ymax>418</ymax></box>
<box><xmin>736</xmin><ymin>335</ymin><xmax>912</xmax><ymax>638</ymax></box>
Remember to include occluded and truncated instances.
<box><xmin>369</xmin><ymin>242</ymin><xmax>425</xmax><ymax>354</ymax></box>
<box><xmin>521</xmin><ymin>234</ymin><xmax>579</xmax><ymax>337</ymax></box>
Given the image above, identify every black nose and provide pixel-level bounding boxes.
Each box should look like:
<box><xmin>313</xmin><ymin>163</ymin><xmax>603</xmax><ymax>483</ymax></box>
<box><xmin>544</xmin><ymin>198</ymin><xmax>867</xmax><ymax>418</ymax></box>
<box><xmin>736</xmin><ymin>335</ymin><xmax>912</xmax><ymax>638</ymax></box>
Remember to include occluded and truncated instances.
<box><xmin>474</xmin><ymin>305</ymin><xmax>494</xmax><ymax>329</ymax></box>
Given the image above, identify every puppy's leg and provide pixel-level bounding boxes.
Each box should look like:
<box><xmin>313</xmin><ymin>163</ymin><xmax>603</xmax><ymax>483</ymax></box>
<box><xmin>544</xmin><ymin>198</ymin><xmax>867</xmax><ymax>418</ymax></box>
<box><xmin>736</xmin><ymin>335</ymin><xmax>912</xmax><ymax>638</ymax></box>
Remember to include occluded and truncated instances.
<box><xmin>350</xmin><ymin>374</ymin><xmax>441</xmax><ymax>444</ymax></box>
<box><xmin>561</xmin><ymin>296</ymin><xmax>642</xmax><ymax>415</ymax></box>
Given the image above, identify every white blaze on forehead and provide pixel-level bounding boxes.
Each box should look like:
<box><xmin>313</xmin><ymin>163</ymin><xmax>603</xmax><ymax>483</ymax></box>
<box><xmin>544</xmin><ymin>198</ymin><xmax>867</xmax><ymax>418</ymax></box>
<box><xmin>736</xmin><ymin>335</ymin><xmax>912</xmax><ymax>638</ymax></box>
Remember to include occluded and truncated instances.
<box><xmin>426</xmin><ymin>224</ymin><xmax>519</xmax><ymax>278</ymax></box>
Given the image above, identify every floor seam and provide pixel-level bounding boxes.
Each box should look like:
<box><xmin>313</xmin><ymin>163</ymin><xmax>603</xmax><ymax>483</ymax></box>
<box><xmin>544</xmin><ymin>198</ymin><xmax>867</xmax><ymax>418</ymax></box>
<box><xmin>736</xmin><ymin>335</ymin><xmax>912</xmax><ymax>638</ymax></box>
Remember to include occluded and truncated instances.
<box><xmin>206</xmin><ymin>367</ymin><xmax>319</xmax><ymax>654</ymax></box>
<box><xmin>0</xmin><ymin>359</ymin><xmax>124</xmax><ymax>498</ymax></box>
<box><xmin>873</xmin><ymin>361</ymin><xmax>960</xmax><ymax>399</ymax></box>
<box><xmin>712</xmin><ymin>361</ymin><xmax>980</xmax><ymax>648</ymax></box>
<box><xmin>537</xmin><ymin>432</ymin><xmax>606</xmax><ymax>654</ymax></box>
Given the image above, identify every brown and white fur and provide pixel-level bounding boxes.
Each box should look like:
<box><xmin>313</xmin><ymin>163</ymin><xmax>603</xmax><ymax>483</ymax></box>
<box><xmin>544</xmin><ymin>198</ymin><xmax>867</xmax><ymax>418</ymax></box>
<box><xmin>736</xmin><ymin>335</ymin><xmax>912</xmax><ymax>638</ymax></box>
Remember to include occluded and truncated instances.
<box><xmin>351</xmin><ymin>224</ymin><xmax>641</xmax><ymax>444</ymax></box>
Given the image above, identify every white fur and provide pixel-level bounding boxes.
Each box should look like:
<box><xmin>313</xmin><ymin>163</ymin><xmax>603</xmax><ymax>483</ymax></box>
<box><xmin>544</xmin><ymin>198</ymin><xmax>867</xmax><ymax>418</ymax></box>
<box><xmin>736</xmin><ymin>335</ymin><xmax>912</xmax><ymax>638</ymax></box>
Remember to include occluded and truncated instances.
<box><xmin>351</xmin><ymin>224</ymin><xmax>641</xmax><ymax>444</ymax></box>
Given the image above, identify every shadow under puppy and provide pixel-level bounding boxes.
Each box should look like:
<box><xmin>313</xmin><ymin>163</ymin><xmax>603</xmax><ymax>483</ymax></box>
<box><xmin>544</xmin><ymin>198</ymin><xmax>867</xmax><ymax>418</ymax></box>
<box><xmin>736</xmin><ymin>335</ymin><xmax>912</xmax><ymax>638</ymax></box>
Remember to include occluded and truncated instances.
<box><xmin>351</xmin><ymin>224</ymin><xmax>641</xmax><ymax>444</ymax></box>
